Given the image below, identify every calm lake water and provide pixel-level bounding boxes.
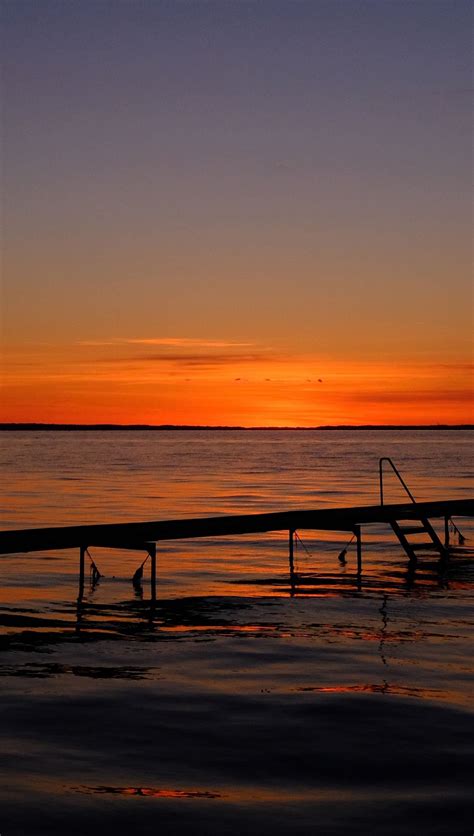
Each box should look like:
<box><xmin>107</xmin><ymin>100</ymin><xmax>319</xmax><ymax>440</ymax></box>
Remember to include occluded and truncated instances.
<box><xmin>0</xmin><ymin>429</ymin><xmax>473</xmax><ymax>835</ymax></box>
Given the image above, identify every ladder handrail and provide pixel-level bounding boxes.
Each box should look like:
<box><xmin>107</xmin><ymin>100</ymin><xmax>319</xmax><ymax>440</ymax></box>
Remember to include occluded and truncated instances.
<box><xmin>379</xmin><ymin>457</ymin><xmax>417</xmax><ymax>506</ymax></box>
<box><xmin>379</xmin><ymin>458</ymin><xmax>466</xmax><ymax>547</ymax></box>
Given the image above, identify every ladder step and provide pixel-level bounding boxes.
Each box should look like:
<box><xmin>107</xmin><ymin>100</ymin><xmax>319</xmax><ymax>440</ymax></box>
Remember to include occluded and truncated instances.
<box><xmin>398</xmin><ymin>525</ymin><xmax>427</xmax><ymax>534</ymax></box>
<box><xmin>411</xmin><ymin>542</ymin><xmax>440</xmax><ymax>550</ymax></box>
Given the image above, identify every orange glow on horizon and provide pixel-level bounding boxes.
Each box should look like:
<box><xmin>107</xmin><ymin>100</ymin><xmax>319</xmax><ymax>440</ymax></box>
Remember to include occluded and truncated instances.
<box><xmin>1</xmin><ymin>339</ymin><xmax>472</xmax><ymax>426</ymax></box>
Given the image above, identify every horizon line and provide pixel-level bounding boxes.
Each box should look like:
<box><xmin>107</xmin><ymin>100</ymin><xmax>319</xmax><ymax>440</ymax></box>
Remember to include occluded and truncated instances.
<box><xmin>1</xmin><ymin>423</ymin><xmax>473</xmax><ymax>431</ymax></box>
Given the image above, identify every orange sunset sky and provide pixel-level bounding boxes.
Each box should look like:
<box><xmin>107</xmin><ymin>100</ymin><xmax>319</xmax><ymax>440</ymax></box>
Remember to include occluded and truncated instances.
<box><xmin>1</xmin><ymin>1</ymin><xmax>472</xmax><ymax>426</ymax></box>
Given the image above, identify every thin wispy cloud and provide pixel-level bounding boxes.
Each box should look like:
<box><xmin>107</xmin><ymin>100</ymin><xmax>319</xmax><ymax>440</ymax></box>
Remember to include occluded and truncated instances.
<box><xmin>128</xmin><ymin>352</ymin><xmax>275</xmax><ymax>366</ymax></box>
<box><xmin>351</xmin><ymin>389</ymin><xmax>473</xmax><ymax>404</ymax></box>
<box><xmin>78</xmin><ymin>337</ymin><xmax>254</xmax><ymax>348</ymax></box>
<box><xmin>75</xmin><ymin>336</ymin><xmax>281</xmax><ymax>370</ymax></box>
<box><xmin>110</xmin><ymin>352</ymin><xmax>277</xmax><ymax>367</ymax></box>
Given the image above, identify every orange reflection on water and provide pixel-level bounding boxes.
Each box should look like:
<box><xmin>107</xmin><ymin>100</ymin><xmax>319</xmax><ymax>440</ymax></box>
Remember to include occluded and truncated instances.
<box><xmin>295</xmin><ymin>683</ymin><xmax>449</xmax><ymax>700</ymax></box>
<box><xmin>161</xmin><ymin>624</ymin><xmax>280</xmax><ymax>634</ymax></box>
<box><xmin>86</xmin><ymin>786</ymin><xmax>221</xmax><ymax>799</ymax></box>
<box><xmin>81</xmin><ymin>784</ymin><xmax>360</xmax><ymax>802</ymax></box>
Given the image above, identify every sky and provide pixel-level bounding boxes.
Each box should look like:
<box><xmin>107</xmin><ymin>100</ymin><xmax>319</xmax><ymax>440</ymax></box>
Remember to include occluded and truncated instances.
<box><xmin>1</xmin><ymin>0</ymin><xmax>472</xmax><ymax>426</ymax></box>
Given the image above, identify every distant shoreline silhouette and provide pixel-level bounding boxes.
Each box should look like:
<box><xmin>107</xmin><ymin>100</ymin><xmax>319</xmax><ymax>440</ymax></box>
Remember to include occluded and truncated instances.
<box><xmin>1</xmin><ymin>423</ymin><xmax>472</xmax><ymax>432</ymax></box>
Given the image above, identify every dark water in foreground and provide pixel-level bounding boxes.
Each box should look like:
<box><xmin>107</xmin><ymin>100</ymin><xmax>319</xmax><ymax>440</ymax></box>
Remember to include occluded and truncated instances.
<box><xmin>0</xmin><ymin>429</ymin><xmax>473</xmax><ymax>835</ymax></box>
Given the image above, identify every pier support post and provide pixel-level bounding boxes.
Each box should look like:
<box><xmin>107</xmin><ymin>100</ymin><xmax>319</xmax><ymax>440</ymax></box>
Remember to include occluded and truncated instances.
<box><xmin>289</xmin><ymin>529</ymin><xmax>296</xmax><ymax>589</ymax></box>
<box><xmin>78</xmin><ymin>545</ymin><xmax>86</xmax><ymax>601</ymax></box>
<box><xmin>444</xmin><ymin>516</ymin><xmax>450</xmax><ymax>548</ymax></box>
<box><xmin>354</xmin><ymin>526</ymin><xmax>362</xmax><ymax>576</ymax></box>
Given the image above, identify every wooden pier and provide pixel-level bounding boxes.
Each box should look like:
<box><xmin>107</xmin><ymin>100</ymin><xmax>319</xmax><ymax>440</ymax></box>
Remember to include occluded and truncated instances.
<box><xmin>1</xmin><ymin>498</ymin><xmax>472</xmax><ymax>554</ymax></box>
<box><xmin>0</xmin><ymin>498</ymin><xmax>472</xmax><ymax>600</ymax></box>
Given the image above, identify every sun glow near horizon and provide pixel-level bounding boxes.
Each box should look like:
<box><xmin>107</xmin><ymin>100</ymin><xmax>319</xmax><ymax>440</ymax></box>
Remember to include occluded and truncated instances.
<box><xmin>1</xmin><ymin>336</ymin><xmax>472</xmax><ymax>427</ymax></box>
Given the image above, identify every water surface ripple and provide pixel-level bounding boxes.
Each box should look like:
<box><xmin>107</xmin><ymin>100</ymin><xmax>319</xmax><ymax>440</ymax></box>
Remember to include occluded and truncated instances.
<box><xmin>0</xmin><ymin>429</ymin><xmax>473</xmax><ymax>835</ymax></box>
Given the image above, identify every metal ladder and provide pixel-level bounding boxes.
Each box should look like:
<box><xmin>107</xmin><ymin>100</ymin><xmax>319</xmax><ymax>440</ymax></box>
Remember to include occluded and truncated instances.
<box><xmin>379</xmin><ymin>458</ymin><xmax>448</xmax><ymax>562</ymax></box>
